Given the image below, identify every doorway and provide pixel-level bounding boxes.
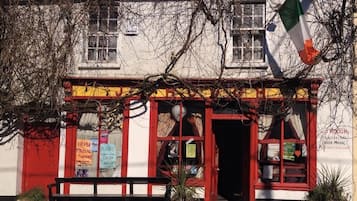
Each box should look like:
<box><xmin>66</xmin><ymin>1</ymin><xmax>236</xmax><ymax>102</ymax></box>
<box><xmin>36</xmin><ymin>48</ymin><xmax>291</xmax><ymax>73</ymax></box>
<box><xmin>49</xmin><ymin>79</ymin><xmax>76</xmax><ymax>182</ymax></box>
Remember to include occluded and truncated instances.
<box><xmin>212</xmin><ymin>120</ymin><xmax>250</xmax><ymax>201</ymax></box>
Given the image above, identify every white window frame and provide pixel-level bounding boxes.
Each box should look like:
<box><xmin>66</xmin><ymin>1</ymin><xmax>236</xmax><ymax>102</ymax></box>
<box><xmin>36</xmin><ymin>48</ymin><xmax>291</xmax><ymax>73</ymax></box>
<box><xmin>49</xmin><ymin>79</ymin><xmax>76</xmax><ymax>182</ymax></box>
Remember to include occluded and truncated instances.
<box><xmin>80</xmin><ymin>5</ymin><xmax>121</xmax><ymax>69</ymax></box>
<box><xmin>226</xmin><ymin>1</ymin><xmax>267</xmax><ymax>69</ymax></box>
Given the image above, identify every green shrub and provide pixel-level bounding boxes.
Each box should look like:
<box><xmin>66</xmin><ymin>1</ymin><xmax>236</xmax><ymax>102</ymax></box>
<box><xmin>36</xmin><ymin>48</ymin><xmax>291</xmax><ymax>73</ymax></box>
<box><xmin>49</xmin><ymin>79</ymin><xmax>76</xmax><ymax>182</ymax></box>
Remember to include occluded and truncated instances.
<box><xmin>307</xmin><ymin>166</ymin><xmax>350</xmax><ymax>201</ymax></box>
<box><xmin>17</xmin><ymin>187</ymin><xmax>46</xmax><ymax>201</ymax></box>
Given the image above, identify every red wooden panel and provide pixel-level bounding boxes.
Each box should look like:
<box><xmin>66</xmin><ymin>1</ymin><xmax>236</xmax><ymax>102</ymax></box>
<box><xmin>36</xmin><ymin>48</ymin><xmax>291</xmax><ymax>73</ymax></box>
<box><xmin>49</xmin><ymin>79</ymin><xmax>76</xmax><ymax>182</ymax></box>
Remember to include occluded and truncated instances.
<box><xmin>22</xmin><ymin>125</ymin><xmax>59</xmax><ymax>197</ymax></box>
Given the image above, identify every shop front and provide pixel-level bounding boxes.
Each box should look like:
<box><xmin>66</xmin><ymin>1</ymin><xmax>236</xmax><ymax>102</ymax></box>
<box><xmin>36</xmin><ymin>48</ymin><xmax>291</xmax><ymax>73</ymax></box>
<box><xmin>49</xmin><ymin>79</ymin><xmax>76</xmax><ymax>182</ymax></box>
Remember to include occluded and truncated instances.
<box><xmin>61</xmin><ymin>78</ymin><xmax>320</xmax><ymax>201</ymax></box>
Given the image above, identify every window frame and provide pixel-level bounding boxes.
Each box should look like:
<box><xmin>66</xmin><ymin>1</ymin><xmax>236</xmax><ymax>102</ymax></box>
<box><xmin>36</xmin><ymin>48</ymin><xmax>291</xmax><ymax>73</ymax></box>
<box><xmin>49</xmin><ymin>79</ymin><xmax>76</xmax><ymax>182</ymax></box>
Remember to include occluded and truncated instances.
<box><xmin>255</xmin><ymin>101</ymin><xmax>314</xmax><ymax>190</ymax></box>
<box><xmin>149</xmin><ymin>100</ymin><xmax>206</xmax><ymax>186</ymax></box>
<box><xmin>227</xmin><ymin>1</ymin><xmax>267</xmax><ymax>68</ymax></box>
<box><xmin>81</xmin><ymin>5</ymin><xmax>121</xmax><ymax>68</ymax></box>
<box><xmin>64</xmin><ymin>103</ymin><xmax>127</xmax><ymax>179</ymax></box>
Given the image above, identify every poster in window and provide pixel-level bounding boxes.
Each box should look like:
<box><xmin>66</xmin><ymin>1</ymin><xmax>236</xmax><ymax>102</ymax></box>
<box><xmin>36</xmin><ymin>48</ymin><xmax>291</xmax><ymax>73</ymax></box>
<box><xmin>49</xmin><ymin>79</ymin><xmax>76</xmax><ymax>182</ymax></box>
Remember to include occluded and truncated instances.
<box><xmin>186</xmin><ymin>144</ymin><xmax>196</xmax><ymax>158</ymax></box>
<box><xmin>100</xmin><ymin>144</ymin><xmax>116</xmax><ymax>169</ymax></box>
<box><xmin>100</xmin><ymin>131</ymin><xmax>109</xmax><ymax>144</ymax></box>
<box><xmin>90</xmin><ymin>138</ymin><xmax>98</xmax><ymax>152</ymax></box>
<box><xmin>76</xmin><ymin>139</ymin><xmax>93</xmax><ymax>165</ymax></box>
<box><xmin>283</xmin><ymin>142</ymin><xmax>295</xmax><ymax>161</ymax></box>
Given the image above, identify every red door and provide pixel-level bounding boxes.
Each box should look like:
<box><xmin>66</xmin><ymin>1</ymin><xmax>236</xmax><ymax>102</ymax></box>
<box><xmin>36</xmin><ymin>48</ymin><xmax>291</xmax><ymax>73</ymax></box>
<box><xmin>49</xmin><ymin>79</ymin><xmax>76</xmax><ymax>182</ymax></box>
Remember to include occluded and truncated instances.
<box><xmin>22</xmin><ymin>124</ymin><xmax>59</xmax><ymax>197</ymax></box>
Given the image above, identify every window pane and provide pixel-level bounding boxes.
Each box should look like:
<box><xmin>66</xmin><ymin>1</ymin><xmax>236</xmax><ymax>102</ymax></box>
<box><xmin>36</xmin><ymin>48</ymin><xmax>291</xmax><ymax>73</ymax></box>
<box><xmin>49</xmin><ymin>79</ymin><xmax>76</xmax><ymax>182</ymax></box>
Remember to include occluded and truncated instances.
<box><xmin>99</xmin><ymin>36</ymin><xmax>107</xmax><ymax>47</ymax></box>
<box><xmin>243</xmin><ymin>4</ymin><xmax>252</xmax><ymax>15</ymax></box>
<box><xmin>233</xmin><ymin>36</ymin><xmax>241</xmax><ymax>47</ymax></box>
<box><xmin>99</xmin><ymin>129</ymin><xmax>123</xmax><ymax>177</ymax></box>
<box><xmin>88</xmin><ymin>36</ymin><xmax>97</xmax><ymax>47</ymax></box>
<box><xmin>98</xmin><ymin>49</ymin><xmax>106</xmax><ymax>61</ymax></box>
<box><xmin>100</xmin><ymin>7</ymin><xmax>108</xmax><ymax>19</ymax></box>
<box><xmin>100</xmin><ymin>19</ymin><xmax>108</xmax><ymax>32</ymax></box>
<box><xmin>243</xmin><ymin>17</ymin><xmax>252</xmax><ymax>28</ymax></box>
<box><xmin>89</xmin><ymin>19</ymin><xmax>98</xmax><ymax>32</ymax></box>
<box><xmin>110</xmin><ymin>7</ymin><xmax>118</xmax><ymax>18</ymax></box>
<box><xmin>254</xmin><ymin>35</ymin><xmax>263</xmax><ymax>47</ymax></box>
<box><xmin>108</xmin><ymin>36</ymin><xmax>117</xmax><ymax>48</ymax></box>
<box><xmin>108</xmin><ymin>49</ymin><xmax>117</xmax><ymax>61</ymax></box>
<box><xmin>88</xmin><ymin>49</ymin><xmax>96</xmax><ymax>60</ymax></box>
<box><xmin>109</xmin><ymin>20</ymin><xmax>117</xmax><ymax>32</ymax></box>
<box><xmin>232</xmin><ymin>17</ymin><xmax>241</xmax><ymax>29</ymax></box>
<box><xmin>254</xmin><ymin>17</ymin><xmax>263</xmax><ymax>28</ymax></box>
<box><xmin>254</xmin><ymin>48</ymin><xmax>263</xmax><ymax>60</ymax></box>
<box><xmin>234</xmin><ymin>5</ymin><xmax>242</xmax><ymax>16</ymax></box>
<box><xmin>233</xmin><ymin>48</ymin><xmax>241</xmax><ymax>61</ymax></box>
<box><xmin>255</xmin><ymin>4</ymin><xmax>263</xmax><ymax>15</ymax></box>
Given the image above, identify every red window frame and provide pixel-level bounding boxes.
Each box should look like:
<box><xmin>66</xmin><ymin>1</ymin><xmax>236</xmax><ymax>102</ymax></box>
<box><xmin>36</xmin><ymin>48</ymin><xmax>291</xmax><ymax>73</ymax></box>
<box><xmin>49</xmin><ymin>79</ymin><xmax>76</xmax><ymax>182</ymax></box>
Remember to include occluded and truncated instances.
<box><xmin>148</xmin><ymin>100</ymin><xmax>205</xmax><ymax>186</ymax></box>
<box><xmin>255</xmin><ymin>101</ymin><xmax>317</xmax><ymax>191</ymax></box>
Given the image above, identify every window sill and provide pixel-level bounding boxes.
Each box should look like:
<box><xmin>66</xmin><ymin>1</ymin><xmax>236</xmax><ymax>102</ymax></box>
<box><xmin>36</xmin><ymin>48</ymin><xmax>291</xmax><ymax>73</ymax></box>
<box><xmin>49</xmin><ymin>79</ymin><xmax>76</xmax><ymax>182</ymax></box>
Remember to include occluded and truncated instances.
<box><xmin>78</xmin><ymin>62</ymin><xmax>121</xmax><ymax>70</ymax></box>
<box><xmin>225</xmin><ymin>62</ymin><xmax>268</xmax><ymax>70</ymax></box>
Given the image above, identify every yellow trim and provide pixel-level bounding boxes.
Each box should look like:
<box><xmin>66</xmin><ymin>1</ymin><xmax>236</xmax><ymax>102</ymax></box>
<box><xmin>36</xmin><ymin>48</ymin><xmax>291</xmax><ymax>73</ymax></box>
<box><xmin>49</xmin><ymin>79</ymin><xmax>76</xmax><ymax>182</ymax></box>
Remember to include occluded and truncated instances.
<box><xmin>71</xmin><ymin>85</ymin><xmax>308</xmax><ymax>99</ymax></box>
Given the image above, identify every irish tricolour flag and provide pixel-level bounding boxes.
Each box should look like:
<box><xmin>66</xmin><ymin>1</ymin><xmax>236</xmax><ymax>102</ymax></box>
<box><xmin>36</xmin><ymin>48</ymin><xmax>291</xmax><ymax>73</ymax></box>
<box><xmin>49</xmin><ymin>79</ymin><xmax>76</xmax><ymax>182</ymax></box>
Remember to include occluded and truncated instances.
<box><xmin>278</xmin><ymin>0</ymin><xmax>319</xmax><ymax>65</ymax></box>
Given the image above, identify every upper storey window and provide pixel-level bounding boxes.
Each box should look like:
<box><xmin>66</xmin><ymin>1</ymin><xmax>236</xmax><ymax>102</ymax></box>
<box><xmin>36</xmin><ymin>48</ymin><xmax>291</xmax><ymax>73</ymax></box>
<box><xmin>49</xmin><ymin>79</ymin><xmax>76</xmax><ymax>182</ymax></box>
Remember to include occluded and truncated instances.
<box><xmin>87</xmin><ymin>6</ymin><xmax>119</xmax><ymax>62</ymax></box>
<box><xmin>232</xmin><ymin>2</ymin><xmax>265</xmax><ymax>63</ymax></box>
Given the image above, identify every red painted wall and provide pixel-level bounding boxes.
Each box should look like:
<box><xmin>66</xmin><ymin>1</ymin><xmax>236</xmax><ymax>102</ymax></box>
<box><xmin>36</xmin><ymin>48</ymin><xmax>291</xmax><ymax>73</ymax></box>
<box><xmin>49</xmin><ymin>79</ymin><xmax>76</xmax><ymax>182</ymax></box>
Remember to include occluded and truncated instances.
<box><xmin>22</xmin><ymin>124</ymin><xmax>60</xmax><ymax>197</ymax></box>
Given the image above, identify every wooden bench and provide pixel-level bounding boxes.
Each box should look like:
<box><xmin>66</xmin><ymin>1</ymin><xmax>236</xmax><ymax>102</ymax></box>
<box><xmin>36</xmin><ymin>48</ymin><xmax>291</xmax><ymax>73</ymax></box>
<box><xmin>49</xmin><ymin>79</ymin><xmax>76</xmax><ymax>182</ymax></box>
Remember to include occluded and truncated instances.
<box><xmin>48</xmin><ymin>177</ymin><xmax>171</xmax><ymax>201</ymax></box>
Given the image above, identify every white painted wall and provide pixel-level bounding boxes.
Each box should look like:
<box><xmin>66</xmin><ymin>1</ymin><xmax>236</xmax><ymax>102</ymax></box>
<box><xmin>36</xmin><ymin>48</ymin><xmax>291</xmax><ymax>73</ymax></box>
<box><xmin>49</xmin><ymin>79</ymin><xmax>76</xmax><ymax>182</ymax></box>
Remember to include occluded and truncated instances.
<box><xmin>127</xmin><ymin>100</ymin><xmax>151</xmax><ymax>194</ymax></box>
<box><xmin>0</xmin><ymin>136</ymin><xmax>22</xmax><ymax>196</ymax></box>
<box><xmin>317</xmin><ymin>100</ymin><xmax>353</xmax><ymax>197</ymax></box>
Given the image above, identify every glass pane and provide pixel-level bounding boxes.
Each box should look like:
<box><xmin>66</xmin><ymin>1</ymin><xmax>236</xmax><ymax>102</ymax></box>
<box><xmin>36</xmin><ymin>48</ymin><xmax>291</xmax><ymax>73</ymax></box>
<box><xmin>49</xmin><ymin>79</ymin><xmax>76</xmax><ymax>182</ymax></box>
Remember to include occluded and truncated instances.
<box><xmin>259</xmin><ymin>163</ymin><xmax>280</xmax><ymax>182</ymax></box>
<box><xmin>283</xmin><ymin>143</ymin><xmax>307</xmax><ymax>183</ymax></box>
<box><xmin>98</xmin><ymin>49</ymin><xmax>106</xmax><ymax>61</ymax></box>
<box><xmin>89</xmin><ymin>19</ymin><xmax>98</xmax><ymax>32</ymax></box>
<box><xmin>100</xmin><ymin>7</ymin><xmax>108</xmax><ymax>19</ymax></box>
<box><xmin>88</xmin><ymin>49</ymin><xmax>96</xmax><ymax>61</ymax></box>
<box><xmin>75</xmin><ymin>129</ymin><xmax>98</xmax><ymax>177</ymax></box>
<box><xmin>254</xmin><ymin>35</ymin><xmax>263</xmax><ymax>47</ymax></box>
<box><xmin>254</xmin><ymin>17</ymin><xmax>263</xmax><ymax>27</ymax></box>
<box><xmin>110</xmin><ymin>7</ymin><xmax>118</xmax><ymax>18</ymax></box>
<box><xmin>100</xmin><ymin>19</ymin><xmax>108</xmax><ymax>32</ymax></box>
<box><xmin>232</xmin><ymin>17</ymin><xmax>241</xmax><ymax>29</ymax></box>
<box><xmin>109</xmin><ymin>20</ymin><xmax>117</xmax><ymax>32</ymax></box>
<box><xmin>233</xmin><ymin>36</ymin><xmax>241</xmax><ymax>47</ymax></box>
<box><xmin>88</xmin><ymin>36</ymin><xmax>97</xmax><ymax>47</ymax></box>
<box><xmin>75</xmin><ymin>113</ymin><xmax>99</xmax><ymax>177</ymax></box>
<box><xmin>243</xmin><ymin>4</ymin><xmax>252</xmax><ymax>15</ymax></box>
<box><xmin>234</xmin><ymin>5</ymin><xmax>242</xmax><ymax>16</ymax></box>
<box><xmin>243</xmin><ymin>48</ymin><xmax>252</xmax><ymax>60</ymax></box>
<box><xmin>108</xmin><ymin>49</ymin><xmax>116</xmax><ymax>61</ymax></box>
<box><xmin>89</xmin><ymin>9</ymin><xmax>98</xmax><ymax>21</ymax></box>
<box><xmin>233</xmin><ymin>48</ymin><xmax>241</xmax><ymax>61</ymax></box>
<box><xmin>254</xmin><ymin>4</ymin><xmax>263</xmax><ymax>15</ymax></box>
<box><xmin>254</xmin><ymin>48</ymin><xmax>263</xmax><ymax>60</ymax></box>
<box><xmin>99</xmin><ymin>129</ymin><xmax>123</xmax><ymax>177</ymax></box>
<box><xmin>243</xmin><ymin>17</ymin><xmax>252</xmax><ymax>28</ymax></box>
<box><xmin>108</xmin><ymin>37</ymin><xmax>117</xmax><ymax>48</ymax></box>
<box><xmin>99</xmin><ymin>36</ymin><xmax>107</xmax><ymax>47</ymax></box>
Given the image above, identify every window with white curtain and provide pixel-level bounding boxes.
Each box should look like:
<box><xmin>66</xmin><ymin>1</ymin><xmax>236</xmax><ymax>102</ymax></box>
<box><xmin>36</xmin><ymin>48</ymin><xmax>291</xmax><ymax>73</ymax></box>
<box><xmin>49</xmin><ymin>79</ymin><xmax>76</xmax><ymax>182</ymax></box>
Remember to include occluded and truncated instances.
<box><xmin>257</xmin><ymin>102</ymin><xmax>308</xmax><ymax>184</ymax></box>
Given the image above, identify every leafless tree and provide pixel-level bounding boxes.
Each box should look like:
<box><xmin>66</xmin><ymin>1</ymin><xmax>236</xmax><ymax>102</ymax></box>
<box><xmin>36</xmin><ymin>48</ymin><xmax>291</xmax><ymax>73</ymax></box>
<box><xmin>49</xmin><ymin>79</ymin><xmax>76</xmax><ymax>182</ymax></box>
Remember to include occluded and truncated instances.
<box><xmin>0</xmin><ymin>0</ymin><xmax>355</xmax><ymax>144</ymax></box>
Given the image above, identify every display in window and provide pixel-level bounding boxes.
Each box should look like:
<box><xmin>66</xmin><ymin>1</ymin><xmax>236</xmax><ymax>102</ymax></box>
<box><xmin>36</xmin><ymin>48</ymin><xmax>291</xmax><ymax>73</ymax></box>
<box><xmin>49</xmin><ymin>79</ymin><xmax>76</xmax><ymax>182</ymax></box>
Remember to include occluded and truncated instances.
<box><xmin>283</xmin><ymin>142</ymin><xmax>295</xmax><ymax>161</ymax></box>
<box><xmin>100</xmin><ymin>144</ymin><xmax>117</xmax><ymax>169</ymax></box>
<box><xmin>156</xmin><ymin>102</ymin><xmax>204</xmax><ymax>179</ymax></box>
<box><xmin>76</xmin><ymin>139</ymin><xmax>93</xmax><ymax>165</ymax></box>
